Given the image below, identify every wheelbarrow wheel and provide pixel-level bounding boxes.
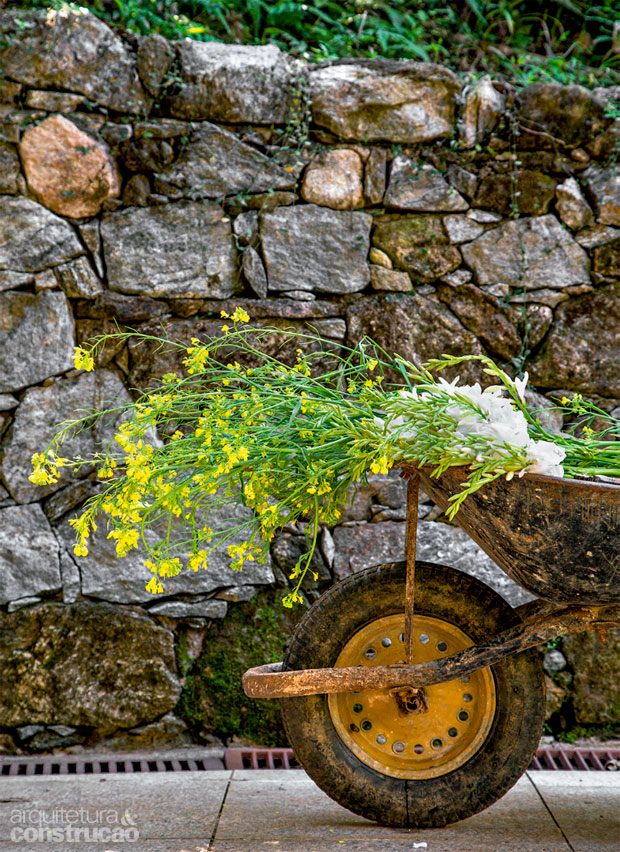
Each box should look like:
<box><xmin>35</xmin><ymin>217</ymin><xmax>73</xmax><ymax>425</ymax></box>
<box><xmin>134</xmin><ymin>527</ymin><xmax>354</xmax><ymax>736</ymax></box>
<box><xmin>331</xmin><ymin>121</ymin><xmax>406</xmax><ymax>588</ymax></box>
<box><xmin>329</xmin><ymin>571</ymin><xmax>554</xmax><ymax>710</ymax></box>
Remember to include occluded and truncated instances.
<box><xmin>281</xmin><ymin>561</ymin><xmax>545</xmax><ymax>828</ymax></box>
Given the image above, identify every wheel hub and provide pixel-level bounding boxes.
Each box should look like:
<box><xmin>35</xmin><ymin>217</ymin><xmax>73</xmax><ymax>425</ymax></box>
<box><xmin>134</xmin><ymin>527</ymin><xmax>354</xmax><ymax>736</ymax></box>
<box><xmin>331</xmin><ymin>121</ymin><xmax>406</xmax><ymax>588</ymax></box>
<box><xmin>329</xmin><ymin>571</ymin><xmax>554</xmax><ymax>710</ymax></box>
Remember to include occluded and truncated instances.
<box><xmin>328</xmin><ymin>614</ymin><xmax>496</xmax><ymax>779</ymax></box>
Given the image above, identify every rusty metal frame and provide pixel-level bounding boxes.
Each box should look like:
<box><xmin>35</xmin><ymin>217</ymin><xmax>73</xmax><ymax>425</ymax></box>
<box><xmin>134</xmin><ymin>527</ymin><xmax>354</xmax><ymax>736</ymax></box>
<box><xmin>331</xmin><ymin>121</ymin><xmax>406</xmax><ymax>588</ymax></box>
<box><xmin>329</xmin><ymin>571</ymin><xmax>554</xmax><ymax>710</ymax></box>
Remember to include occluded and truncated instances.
<box><xmin>403</xmin><ymin>473</ymin><xmax>419</xmax><ymax>666</ymax></box>
<box><xmin>242</xmin><ymin>603</ymin><xmax>620</xmax><ymax>699</ymax></box>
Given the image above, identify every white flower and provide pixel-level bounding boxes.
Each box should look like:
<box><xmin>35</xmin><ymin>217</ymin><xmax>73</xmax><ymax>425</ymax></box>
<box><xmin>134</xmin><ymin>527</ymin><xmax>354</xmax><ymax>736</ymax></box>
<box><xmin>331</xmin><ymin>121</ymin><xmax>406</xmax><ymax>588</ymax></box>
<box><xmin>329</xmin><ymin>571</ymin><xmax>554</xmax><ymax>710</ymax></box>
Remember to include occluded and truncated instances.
<box><xmin>513</xmin><ymin>372</ymin><xmax>529</xmax><ymax>402</ymax></box>
<box><xmin>524</xmin><ymin>440</ymin><xmax>565</xmax><ymax>477</ymax></box>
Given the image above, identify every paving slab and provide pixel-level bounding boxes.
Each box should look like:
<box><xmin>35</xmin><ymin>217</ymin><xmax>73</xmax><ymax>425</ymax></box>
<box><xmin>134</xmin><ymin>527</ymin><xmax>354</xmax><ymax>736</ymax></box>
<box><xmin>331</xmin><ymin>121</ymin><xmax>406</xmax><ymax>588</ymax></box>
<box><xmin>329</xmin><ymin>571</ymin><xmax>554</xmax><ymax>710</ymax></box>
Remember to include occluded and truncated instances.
<box><xmin>528</xmin><ymin>771</ymin><xmax>620</xmax><ymax>852</ymax></box>
<box><xmin>0</xmin><ymin>771</ymin><xmax>231</xmax><ymax>852</ymax></box>
<box><xmin>211</xmin><ymin>770</ymin><xmax>569</xmax><ymax>851</ymax></box>
<box><xmin>0</xmin><ymin>768</ymin><xmax>617</xmax><ymax>852</ymax></box>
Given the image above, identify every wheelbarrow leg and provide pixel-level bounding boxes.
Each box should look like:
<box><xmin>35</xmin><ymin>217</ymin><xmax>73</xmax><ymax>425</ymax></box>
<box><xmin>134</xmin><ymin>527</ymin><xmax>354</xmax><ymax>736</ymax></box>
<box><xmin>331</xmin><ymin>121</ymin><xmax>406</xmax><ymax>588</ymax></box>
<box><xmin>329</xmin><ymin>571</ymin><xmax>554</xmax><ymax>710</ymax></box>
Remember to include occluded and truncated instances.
<box><xmin>404</xmin><ymin>472</ymin><xmax>419</xmax><ymax>665</ymax></box>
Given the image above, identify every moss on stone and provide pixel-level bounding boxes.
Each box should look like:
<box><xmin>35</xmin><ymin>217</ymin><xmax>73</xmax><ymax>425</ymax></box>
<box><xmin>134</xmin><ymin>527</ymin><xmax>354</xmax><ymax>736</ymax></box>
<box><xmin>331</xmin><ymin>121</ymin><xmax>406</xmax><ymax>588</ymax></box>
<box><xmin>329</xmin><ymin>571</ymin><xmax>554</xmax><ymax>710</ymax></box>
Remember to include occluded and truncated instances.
<box><xmin>176</xmin><ymin>589</ymin><xmax>303</xmax><ymax>746</ymax></box>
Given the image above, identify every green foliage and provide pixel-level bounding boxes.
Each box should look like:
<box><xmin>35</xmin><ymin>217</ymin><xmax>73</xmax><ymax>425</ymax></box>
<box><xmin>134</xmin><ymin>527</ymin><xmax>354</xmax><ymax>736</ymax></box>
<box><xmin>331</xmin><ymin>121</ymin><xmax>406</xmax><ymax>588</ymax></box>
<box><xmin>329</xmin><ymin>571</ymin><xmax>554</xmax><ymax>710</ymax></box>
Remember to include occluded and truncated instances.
<box><xmin>8</xmin><ymin>0</ymin><xmax>619</xmax><ymax>86</ymax></box>
<box><xmin>176</xmin><ymin>590</ymin><xmax>300</xmax><ymax>746</ymax></box>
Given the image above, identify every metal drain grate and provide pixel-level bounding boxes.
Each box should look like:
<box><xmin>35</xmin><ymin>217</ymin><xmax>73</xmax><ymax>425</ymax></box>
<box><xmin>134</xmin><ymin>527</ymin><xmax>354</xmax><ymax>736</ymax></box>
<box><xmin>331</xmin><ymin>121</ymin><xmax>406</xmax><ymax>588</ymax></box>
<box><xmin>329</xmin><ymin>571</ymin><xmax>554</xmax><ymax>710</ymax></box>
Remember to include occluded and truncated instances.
<box><xmin>529</xmin><ymin>747</ymin><xmax>619</xmax><ymax>771</ymax></box>
<box><xmin>0</xmin><ymin>746</ymin><xmax>617</xmax><ymax>776</ymax></box>
<box><xmin>224</xmin><ymin>748</ymin><xmax>300</xmax><ymax>770</ymax></box>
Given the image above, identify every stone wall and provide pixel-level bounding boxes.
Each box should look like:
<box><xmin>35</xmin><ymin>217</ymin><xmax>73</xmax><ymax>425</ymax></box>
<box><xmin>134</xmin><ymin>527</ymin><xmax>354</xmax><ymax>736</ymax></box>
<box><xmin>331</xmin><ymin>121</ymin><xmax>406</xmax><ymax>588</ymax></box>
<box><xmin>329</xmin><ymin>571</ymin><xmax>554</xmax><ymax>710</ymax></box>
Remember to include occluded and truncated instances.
<box><xmin>0</xmin><ymin>7</ymin><xmax>618</xmax><ymax>753</ymax></box>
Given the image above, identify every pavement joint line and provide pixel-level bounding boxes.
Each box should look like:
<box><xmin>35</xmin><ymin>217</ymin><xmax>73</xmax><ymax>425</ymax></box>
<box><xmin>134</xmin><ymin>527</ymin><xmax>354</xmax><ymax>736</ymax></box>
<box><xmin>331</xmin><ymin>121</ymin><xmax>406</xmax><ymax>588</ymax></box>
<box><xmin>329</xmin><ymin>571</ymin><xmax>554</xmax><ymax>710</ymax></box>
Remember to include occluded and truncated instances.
<box><xmin>208</xmin><ymin>773</ymin><xmax>232</xmax><ymax>850</ymax></box>
<box><xmin>526</xmin><ymin>771</ymin><xmax>576</xmax><ymax>852</ymax></box>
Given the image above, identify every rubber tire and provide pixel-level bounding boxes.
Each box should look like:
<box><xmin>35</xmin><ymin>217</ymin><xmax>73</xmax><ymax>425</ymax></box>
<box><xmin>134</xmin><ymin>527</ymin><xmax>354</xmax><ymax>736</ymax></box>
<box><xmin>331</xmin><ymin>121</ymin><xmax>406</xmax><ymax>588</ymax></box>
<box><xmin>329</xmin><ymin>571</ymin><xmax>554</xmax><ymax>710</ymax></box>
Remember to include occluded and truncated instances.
<box><xmin>281</xmin><ymin>561</ymin><xmax>545</xmax><ymax>828</ymax></box>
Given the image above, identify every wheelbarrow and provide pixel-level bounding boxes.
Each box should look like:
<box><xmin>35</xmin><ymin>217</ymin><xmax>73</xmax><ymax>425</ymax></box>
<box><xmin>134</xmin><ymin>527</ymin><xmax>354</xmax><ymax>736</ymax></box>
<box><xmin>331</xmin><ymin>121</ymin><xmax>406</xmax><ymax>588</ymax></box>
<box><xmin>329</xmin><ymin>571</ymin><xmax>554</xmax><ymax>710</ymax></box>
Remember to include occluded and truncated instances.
<box><xmin>242</xmin><ymin>464</ymin><xmax>620</xmax><ymax>828</ymax></box>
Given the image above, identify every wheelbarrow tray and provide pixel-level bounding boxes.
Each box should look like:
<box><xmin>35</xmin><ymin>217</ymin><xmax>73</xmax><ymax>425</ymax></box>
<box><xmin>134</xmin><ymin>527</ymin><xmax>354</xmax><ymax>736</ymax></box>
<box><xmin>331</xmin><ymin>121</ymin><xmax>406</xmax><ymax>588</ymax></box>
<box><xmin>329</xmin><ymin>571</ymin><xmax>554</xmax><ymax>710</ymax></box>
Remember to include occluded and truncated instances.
<box><xmin>403</xmin><ymin>463</ymin><xmax>620</xmax><ymax>605</ymax></box>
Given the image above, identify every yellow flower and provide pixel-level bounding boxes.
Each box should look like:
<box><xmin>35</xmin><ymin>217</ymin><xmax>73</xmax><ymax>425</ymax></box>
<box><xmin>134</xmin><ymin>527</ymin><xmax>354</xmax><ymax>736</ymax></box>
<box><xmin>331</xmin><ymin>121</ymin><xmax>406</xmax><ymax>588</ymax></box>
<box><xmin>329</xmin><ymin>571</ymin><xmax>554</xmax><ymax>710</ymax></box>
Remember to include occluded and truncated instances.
<box><xmin>370</xmin><ymin>455</ymin><xmax>391</xmax><ymax>475</ymax></box>
<box><xmin>221</xmin><ymin>325</ymin><xmax>230</xmax><ymax>334</ymax></box>
<box><xmin>73</xmin><ymin>346</ymin><xmax>94</xmax><ymax>372</ymax></box>
<box><xmin>146</xmin><ymin>577</ymin><xmax>164</xmax><ymax>595</ymax></box>
<box><xmin>367</xmin><ymin>359</ymin><xmax>377</xmax><ymax>372</ymax></box>
<box><xmin>231</xmin><ymin>306</ymin><xmax>250</xmax><ymax>323</ymax></box>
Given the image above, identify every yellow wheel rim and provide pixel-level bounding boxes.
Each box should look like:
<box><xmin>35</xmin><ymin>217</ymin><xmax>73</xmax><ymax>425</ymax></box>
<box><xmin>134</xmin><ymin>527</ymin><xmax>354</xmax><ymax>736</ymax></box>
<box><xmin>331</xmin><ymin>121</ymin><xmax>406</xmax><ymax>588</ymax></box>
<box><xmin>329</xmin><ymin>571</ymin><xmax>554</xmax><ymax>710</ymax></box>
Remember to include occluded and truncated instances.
<box><xmin>328</xmin><ymin>614</ymin><xmax>496</xmax><ymax>779</ymax></box>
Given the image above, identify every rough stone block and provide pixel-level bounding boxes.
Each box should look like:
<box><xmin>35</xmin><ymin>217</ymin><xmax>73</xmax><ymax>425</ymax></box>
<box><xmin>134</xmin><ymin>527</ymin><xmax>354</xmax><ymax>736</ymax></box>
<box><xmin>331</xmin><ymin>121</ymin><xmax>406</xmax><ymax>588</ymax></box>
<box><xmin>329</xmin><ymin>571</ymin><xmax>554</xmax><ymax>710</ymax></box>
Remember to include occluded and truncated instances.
<box><xmin>55</xmin><ymin>500</ymin><xmax>274</xmax><ymax>605</ymax></box>
<box><xmin>370</xmin><ymin>266</ymin><xmax>412</xmax><ymax>292</ymax></box>
<box><xmin>0</xmin><ymin>291</ymin><xmax>74</xmax><ymax>393</ymax></box>
<box><xmin>460</xmin><ymin>76</ymin><xmax>505</xmax><ymax>148</ymax></box>
<box><xmin>301</xmin><ymin>148</ymin><xmax>364</xmax><ymax>209</ymax></box>
<box><xmin>364</xmin><ymin>148</ymin><xmax>387</xmax><ymax>205</ymax></box>
<box><xmin>1</xmin><ymin>370</ymin><xmax>130</xmax><ymax>503</ymax></box>
<box><xmin>0</xmin><ymin>602</ymin><xmax>180</xmax><ymax>731</ymax></box>
<box><xmin>0</xmin><ymin>141</ymin><xmax>20</xmax><ymax>194</ymax></box>
<box><xmin>0</xmin><ymin>505</ymin><xmax>61</xmax><ymax>604</ymax></box>
<box><xmin>137</xmin><ymin>33</ymin><xmax>174</xmax><ymax>97</ymax></box>
<box><xmin>372</xmin><ymin>215</ymin><xmax>461</xmax><ymax>282</ymax></box>
<box><xmin>101</xmin><ymin>201</ymin><xmax>238</xmax><ymax>299</ymax></box>
<box><xmin>474</xmin><ymin>170</ymin><xmax>556</xmax><ymax>217</ymax></box>
<box><xmin>153</xmin><ymin>121</ymin><xmax>295</xmax><ymax>199</ymax></box>
<box><xmin>528</xmin><ymin>282</ymin><xmax>620</xmax><ymax>396</ymax></box>
<box><xmin>0</xmin><ymin>7</ymin><xmax>148</xmax><ymax>113</ymax></box>
<box><xmin>168</xmin><ymin>42</ymin><xmax>302</xmax><ymax>124</ymax></box>
<box><xmin>53</xmin><ymin>257</ymin><xmax>103</xmax><ymax>298</ymax></box>
<box><xmin>310</xmin><ymin>59</ymin><xmax>461</xmax><ymax>143</ymax></box>
<box><xmin>385</xmin><ymin>159</ymin><xmax>468</xmax><ymax>211</ymax></box>
<box><xmin>583</xmin><ymin>166</ymin><xmax>620</xmax><ymax>226</ymax></box>
<box><xmin>346</xmin><ymin>292</ymin><xmax>483</xmax><ymax>386</ymax></box>
<box><xmin>0</xmin><ymin>197</ymin><xmax>82</xmax><ymax>273</ymax></box>
<box><xmin>260</xmin><ymin>204</ymin><xmax>371</xmax><ymax>294</ymax></box>
<box><xmin>437</xmin><ymin>282</ymin><xmax>522</xmax><ymax>360</ymax></box>
<box><xmin>461</xmin><ymin>215</ymin><xmax>590</xmax><ymax>291</ymax></box>
<box><xmin>517</xmin><ymin>83</ymin><xmax>607</xmax><ymax>148</ymax></box>
<box><xmin>555</xmin><ymin>177</ymin><xmax>594</xmax><ymax>231</ymax></box>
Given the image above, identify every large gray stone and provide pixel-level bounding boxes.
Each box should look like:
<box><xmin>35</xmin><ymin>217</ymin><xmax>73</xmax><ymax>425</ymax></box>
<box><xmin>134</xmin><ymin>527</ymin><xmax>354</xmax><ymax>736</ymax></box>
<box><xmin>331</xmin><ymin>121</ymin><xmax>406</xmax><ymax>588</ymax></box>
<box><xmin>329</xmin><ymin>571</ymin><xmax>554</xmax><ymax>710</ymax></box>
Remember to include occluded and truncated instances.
<box><xmin>384</xmin><ymin>159</ymin><xmax>468</xmax><ymax>211</ymax></box>
<box><xmin>332</xmin><ymin>520</ymin><xmax>530</xmax><ymax>606</ymax></box>
<box><xmin>101</xmin><ymin>201</ymin><xmax>238</xmax><ymax>298</ymax></box>
<box><xmin>346</xmin><ymin>293</ymin><xmax>482</xmax><ymax>384</ymax></box>
<box><xmin>0</xmin><ymin>602</ymin><xmax>180</xmax><ymax>731</ymax></box>
<box><xmin>461</xmin><ymin>215</ymin><xmax>590</xmax><ymax>291</ymax></box>
<box><xmin>0</xmin><ymin>271</ymin><xmax>34</xmax><ymax>294</ymax></box>
<box><xmin>260</xmin><ymin>204</ymin><xmax>371</xmax><ymax>293</ymax></box>
<box><xmin>0</xmin><ymin>291</ymin><xmax>74</xmax><ymax>393</ymax></box>
<box><xmin>1</xmin><ymin>370</ymin><xmax>129</xmax><ymax>503</ymax></box>
<box><xmin>0</xmin><ymin>197</ymin><xmax>82</xmax><ymax>273</ymax></box>
<box><xmin>168</xmin><ymin>42</ymin><xmax>302</xmax><ymax>123</ymax></box>
<box><xmin>310</xmin><ymin>59</ymin><xmax>461</xmax><ymax>142</ymax></box>
<box><xmin>346</xmin><ymin>292</ymin><xmax>484</xmax><ymax>385</ymax></box>
<box><xmin>437</xmin><ymin>282</ymin><xmax>521</xmax><ymax>361</ymax></box>
<box><xmin>527</xmin><ymin>283</ymin><xmax>620</xmax><ymax>396</ymax></box>
<box><xmin>153</xmin><ymin>122</ymin><xmax>295</xmax><ymax>199</ymax></box>
<box><xmin>0</xmin><ymin>504</ymin><xmax>60</xmax><ymax>604</ymax></box>
<box><xmin>0</xmin><ymin>8</ymin><xmax>148</xmax><ymax>113</ymax></box>
<box><xmin>583</xmin><ymin>166</ymin><xmax>620</xmax><ymax>226</ymax></box>
<box><xmin>55</xmin><ymin>501</ymin><xmax>274</xmax><ymax>604</ymax></box>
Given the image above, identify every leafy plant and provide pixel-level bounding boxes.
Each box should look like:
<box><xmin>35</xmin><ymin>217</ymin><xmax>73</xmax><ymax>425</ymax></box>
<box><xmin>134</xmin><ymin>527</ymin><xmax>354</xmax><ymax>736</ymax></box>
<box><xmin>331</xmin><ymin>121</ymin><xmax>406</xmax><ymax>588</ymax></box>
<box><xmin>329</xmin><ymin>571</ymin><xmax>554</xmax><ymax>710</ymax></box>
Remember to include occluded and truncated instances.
<box><xmin>8</xmin><ymin>0</ymin><xmax>619</xmax><ymax>86</ymax></box>
<box><xmin>31</xmin><ymin>315</ymin><xmax>620</xmax><ymax>607</ymax></box>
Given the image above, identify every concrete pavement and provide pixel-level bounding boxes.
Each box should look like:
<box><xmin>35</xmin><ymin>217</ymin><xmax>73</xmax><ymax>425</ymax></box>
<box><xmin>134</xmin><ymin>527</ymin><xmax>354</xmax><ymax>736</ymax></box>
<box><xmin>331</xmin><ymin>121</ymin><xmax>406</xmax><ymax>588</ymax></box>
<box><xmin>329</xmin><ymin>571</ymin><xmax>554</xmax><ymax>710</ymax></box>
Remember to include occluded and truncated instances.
<box><xmin>0</xmin><ymin>769</ymin><xmax>618</xmax><ymax>852</ymax></box>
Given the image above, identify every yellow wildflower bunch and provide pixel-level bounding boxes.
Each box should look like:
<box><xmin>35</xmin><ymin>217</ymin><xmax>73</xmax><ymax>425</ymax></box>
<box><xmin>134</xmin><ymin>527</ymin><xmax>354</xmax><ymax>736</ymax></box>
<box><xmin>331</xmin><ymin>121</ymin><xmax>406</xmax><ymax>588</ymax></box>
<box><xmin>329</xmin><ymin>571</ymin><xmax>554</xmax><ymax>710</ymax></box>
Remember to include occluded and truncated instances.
<box><xmin>33</xmin><ymin>313</ymin><xmax>617</xmax><ymax>608</ymax></box>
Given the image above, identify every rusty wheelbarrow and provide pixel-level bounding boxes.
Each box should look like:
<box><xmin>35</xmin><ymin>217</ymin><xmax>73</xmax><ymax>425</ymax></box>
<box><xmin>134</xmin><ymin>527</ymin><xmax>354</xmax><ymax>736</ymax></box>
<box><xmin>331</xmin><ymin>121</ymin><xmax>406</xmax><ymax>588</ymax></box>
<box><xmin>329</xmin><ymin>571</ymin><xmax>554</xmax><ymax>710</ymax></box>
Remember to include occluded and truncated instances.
<box><xmin>243</xmin><ymin>465</ymin><xmax>620</xmax><ymax>828</ymax></box>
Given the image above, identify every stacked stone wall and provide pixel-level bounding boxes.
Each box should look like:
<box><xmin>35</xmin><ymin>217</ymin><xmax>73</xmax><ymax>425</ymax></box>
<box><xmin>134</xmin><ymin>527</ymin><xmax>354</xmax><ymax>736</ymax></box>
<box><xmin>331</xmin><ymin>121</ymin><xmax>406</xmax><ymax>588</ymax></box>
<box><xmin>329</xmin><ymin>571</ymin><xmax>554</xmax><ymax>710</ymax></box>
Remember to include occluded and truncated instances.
<box><xmin>0</xmin><ymin>7</ymin><xmax>618</xmax><ymax>753</ymax></box>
